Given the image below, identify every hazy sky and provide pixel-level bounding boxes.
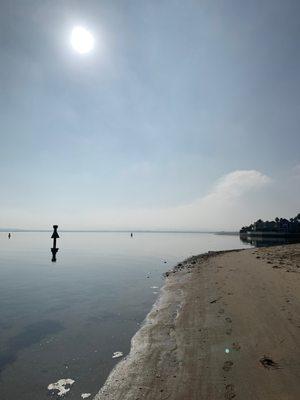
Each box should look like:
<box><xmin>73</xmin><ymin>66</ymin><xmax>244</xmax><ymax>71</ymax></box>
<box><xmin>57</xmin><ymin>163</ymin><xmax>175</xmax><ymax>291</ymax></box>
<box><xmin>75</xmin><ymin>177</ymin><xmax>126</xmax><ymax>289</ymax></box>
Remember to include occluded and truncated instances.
<box><xmin>1</xmin><ymin>0</ymin><xmax>300</xmax><ymax>230</ymax></box>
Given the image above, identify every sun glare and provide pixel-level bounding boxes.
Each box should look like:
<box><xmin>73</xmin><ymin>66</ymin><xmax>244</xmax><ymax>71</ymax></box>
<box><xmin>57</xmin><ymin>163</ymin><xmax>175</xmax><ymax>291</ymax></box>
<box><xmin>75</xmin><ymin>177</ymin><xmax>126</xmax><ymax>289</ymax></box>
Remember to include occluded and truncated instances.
<box><xmin>71</xmin><ymin>26</ymin><xmax>95</xmax><ymax>54</ymax></box>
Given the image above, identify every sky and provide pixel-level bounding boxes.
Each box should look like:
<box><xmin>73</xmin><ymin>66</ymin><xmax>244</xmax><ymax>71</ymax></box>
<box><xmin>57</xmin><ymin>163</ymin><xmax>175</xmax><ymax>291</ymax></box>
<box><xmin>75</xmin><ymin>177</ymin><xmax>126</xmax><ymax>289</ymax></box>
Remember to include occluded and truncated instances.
<box><xmin>0</xmin><ymin>0</ymin><xmax>300</xmax><ymax>230</ymax></box>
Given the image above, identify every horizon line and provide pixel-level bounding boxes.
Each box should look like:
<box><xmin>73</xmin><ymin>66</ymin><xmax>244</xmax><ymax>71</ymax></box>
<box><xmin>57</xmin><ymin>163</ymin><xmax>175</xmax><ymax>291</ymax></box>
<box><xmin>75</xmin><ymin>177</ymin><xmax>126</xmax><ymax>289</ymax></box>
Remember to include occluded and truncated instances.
<box><xmin>0</xmin><ymin>228</ymin><xmax>239</xmax><ymax>234</ymax></box>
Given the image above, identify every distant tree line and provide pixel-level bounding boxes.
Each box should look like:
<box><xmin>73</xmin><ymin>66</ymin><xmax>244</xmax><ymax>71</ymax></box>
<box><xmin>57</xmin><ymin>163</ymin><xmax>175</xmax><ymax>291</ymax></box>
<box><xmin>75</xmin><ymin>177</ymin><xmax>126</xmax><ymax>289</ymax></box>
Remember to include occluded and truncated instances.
<box><xmin>240</xmin><ymin>213</ymin><xmax>300</xmax><ymax>234</ymax></box>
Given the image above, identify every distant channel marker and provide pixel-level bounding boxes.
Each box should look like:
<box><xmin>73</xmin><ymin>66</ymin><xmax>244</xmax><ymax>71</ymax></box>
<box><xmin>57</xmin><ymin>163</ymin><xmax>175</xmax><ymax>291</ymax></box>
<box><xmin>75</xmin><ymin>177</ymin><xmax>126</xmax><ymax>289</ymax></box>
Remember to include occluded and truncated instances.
<box><xmin>51</xmin><ymin>225</ymin><xmax>59</xmax><ymax>262</ymax></box>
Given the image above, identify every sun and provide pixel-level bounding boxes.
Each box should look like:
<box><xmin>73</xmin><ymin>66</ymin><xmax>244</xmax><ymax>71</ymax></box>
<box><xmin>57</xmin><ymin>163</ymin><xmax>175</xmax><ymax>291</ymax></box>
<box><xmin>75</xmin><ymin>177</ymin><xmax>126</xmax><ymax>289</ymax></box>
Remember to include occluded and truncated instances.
<box><xmin>71</xmin><ymin>26</ymin><xmax>95</xmax><ymax>54</ymax></box>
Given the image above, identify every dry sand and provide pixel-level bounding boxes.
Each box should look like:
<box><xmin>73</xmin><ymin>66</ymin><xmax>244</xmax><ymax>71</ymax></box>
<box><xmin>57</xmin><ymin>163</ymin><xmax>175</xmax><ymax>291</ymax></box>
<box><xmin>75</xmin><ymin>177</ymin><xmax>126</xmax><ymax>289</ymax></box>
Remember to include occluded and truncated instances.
<box><xmin>94</xmin><ymin>243</ymin><xmax>300</xmax><ymax>400</ymax></box>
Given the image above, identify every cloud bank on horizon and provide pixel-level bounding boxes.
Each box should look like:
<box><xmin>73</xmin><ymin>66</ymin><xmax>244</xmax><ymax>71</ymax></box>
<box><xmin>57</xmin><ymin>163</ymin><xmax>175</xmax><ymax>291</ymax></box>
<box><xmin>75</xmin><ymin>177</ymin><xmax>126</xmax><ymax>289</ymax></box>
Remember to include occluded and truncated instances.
<box><xmin>3</xmin><ymin>167</ymin><xmax>298</xmax><ymax>231</ymax></box>
<box><xmin>77</xmin><ymin>169</ymin><xmax>274</xmax><ymax>230</ymax></box>
<box><xmin>88</xmin><ymin>167</ymin><xmax>297</xmax><ymax>231</ymax></box>
<box><xmin>53</xmin><ymin>168</ymin><xmax>297</xmax><ymax>230</ymax></box>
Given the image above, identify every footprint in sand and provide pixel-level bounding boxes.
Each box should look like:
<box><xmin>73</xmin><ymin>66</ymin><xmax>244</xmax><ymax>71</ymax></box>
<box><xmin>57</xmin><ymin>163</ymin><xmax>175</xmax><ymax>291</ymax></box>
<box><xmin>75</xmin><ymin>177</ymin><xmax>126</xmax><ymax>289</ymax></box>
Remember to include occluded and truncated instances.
<box><xmin>260</xmin><ymin>356</ymin><xmax>279</xmax><ymax>370</ymax></box>
<box><xmin>223</xmin><ymin>360</ymin><xmax>234</xmax><ymax>372</ymax></box>
<box><xmin>232</xmin><ymin>342</ymin><xmax>241</xmax><ymax>351</ymax></box>
<box><xmin>225</xmin><ymin>317</ymin><xmax>232</xmax><ymax>323</ymax></box>
<box><xmin>225</xmin><ymin>383</ymin><xmax>236</xmax><ymax>399</ymax></box>
<box><xmin>226</xmin><ymin>328</ymin><xmax>232</xmax><ymax>335</ymax></box>
<box><xmin>218</xmin><ymin>308</ymin><xmax>225</xmax><ymax>315</ymax></box>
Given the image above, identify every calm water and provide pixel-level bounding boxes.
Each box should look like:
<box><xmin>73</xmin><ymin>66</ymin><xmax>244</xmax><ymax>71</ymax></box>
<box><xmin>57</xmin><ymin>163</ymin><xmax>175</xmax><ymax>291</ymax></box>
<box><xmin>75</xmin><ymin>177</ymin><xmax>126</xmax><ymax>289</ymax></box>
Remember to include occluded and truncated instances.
<box><xmin>0</xmin><ymin>232</ymin><xmax>249</xmax><ymax>400</ymax></box>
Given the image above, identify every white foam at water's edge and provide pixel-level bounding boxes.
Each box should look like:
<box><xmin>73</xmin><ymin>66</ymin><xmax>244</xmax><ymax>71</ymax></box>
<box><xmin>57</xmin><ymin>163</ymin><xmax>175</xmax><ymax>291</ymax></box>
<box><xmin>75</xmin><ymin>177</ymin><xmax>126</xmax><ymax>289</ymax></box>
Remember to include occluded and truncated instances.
<box><xmin>47</xmin><ymin>378</ymin><xmax>75</xmax><ymax>397</ymax></box>
<box><xmin>93</xmin><ymin>270</ymin><xmax>189</xmax><ymax>399</ymax></box>
<box><xmin>81</xmin><ymin>393</ymin><xmax>91</xmax><ymax>398</ymax></box>
<box><xmin>112</xmin><ymin>351</ymin><xmax>123</xmax><ymax>358</ymax></box>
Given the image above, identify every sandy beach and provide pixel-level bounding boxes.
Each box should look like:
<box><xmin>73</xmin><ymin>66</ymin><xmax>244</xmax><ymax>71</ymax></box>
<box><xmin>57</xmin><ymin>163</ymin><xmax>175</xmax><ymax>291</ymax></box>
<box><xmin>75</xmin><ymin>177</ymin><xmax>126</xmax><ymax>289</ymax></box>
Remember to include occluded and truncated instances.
<box><xmin>94</xmin><ymin>243</ymin><xmax>300</xmax><ymax>400</ymax></box>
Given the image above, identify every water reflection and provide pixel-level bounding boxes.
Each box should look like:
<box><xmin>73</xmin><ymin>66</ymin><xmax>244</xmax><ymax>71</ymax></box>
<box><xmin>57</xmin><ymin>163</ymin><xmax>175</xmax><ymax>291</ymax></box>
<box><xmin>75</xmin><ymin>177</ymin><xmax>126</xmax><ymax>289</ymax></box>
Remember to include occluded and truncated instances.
<box><xmin>0</xmin><ymin>320</ymin><xmax>63</xmax><ymax>376</ymax></box>
<box><xmin>240</xmin><ymin>235</ymin><xmax>300</xmax><ymax>247</ymax></box>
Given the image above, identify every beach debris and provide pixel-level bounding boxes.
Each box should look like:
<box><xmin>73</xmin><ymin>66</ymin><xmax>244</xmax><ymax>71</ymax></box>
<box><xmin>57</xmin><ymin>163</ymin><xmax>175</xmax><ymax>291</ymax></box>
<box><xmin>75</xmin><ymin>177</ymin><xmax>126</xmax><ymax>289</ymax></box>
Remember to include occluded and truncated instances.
<box><xmin>225</xmin><ymin>348</ymin><xmax>230</xmax><ymax>354</ymax></box>
<box><xmin>260</xmin><ymin>356</ymin><xmax>279</xmax><ymax>369</ymax></box>
<box><xmin>112</xmin><ymin>351</ymin><xmax>123</xmax><ymax>359</ymax></box>
<box><xmin>47</xmin><ymin>378</ymin><xmax>75</xmax><ymax>397</ymax></box>
<box><xmin>81</xmin><ymin>394</ymin><xmax>91</xmax><ymax>399</ymax></box>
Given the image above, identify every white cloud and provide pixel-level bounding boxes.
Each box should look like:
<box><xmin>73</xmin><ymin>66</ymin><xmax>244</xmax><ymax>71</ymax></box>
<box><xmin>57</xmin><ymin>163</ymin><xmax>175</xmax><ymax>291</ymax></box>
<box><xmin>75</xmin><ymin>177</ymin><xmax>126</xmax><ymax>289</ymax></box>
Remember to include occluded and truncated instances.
<box><xmin>160</xmin><ymin>169</ymin><xmax>272</xmax><ymax>229</ymax></box>
<box><xmin>73</xmin><ymin>169</ymin><xmax>272</xmax><ymax>231</ymax></box>
<box><xmin>3</xmin><ymin>169</ymin><xmax>273</xmax><ymax>231</ymax></box>
<box><xmin>200</xmin><ymin>170</ymin><xmax>272</xmax><ymax>203</ymax></box>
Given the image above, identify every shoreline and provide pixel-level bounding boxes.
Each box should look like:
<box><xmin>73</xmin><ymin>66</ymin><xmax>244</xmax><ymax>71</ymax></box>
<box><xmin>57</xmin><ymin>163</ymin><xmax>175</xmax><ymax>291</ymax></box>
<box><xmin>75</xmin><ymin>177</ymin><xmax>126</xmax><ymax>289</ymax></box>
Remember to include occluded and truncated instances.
<box><xmin>94</xmin><ymin>243</ymin><xmax>300</xmax><ymax>399</ymax></box>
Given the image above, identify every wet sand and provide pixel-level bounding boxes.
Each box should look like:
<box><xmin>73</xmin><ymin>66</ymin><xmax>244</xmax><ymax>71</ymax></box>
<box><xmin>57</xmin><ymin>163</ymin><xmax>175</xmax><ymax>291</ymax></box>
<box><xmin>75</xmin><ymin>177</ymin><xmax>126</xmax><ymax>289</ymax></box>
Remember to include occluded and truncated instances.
<box><xmin>94</xmin><ymin>244</ymin><xmax>300</xmax><ymax>400</ymax></box>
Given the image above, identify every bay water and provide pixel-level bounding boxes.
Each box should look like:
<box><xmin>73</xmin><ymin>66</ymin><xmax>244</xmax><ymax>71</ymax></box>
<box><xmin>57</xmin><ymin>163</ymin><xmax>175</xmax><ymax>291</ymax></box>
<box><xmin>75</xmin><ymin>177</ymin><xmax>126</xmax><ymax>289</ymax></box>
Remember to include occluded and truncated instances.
<box><xmin>0</xmin><ymin>232</ymin><xmax>249</xmax><ymax>399</ymax></box>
